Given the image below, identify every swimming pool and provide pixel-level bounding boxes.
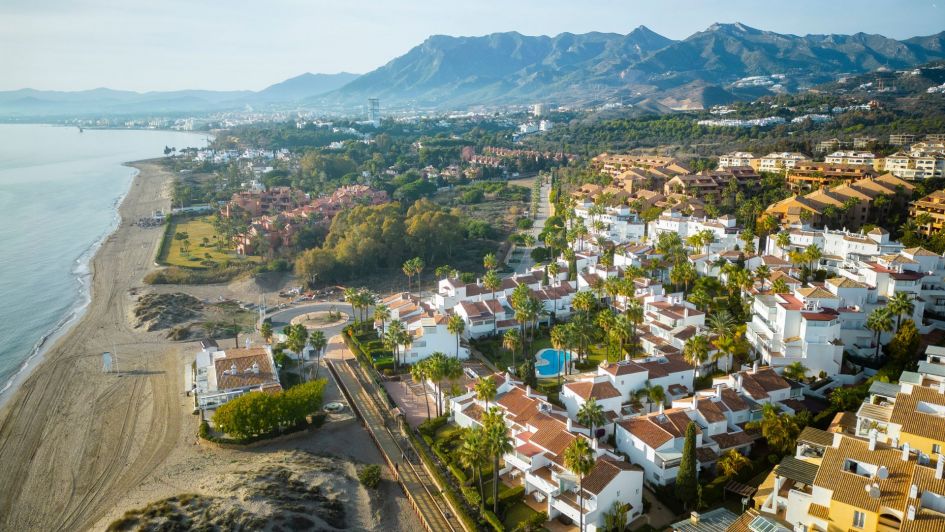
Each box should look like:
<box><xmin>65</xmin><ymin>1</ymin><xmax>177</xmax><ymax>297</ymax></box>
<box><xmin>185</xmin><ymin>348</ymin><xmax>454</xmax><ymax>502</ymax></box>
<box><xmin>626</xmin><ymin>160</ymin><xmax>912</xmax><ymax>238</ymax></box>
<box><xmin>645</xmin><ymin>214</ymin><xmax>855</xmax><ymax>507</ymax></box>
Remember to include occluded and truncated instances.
<box><xmin>535</xmin><ymin>348</ymin><xmax>572</xmax><ymax>377</ymax></box>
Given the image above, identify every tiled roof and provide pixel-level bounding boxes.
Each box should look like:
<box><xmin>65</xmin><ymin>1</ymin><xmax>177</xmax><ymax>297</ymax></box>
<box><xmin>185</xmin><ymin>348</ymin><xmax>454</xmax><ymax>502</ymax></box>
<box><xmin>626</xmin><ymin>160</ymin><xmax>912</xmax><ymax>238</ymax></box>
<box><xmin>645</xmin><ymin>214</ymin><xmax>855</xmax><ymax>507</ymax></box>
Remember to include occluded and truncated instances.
<box><xmin>720</xmin><ymin>388</ymin><xmax>749</xmax><ymax>411</ymax></box>
<box><xmin>581</xmin><ymin>457</ymin><xmax>640</xmax><ymax>495</ymax></box>
<box><xmin>710</xmin><ymin>430</ymin><xmax>759</xmax><ymax>450</ymax></box>
<box><xmin>888</xmin><ymin>385</ymin><xmax>945</xmax><ymax>442</ymax></box>
<box><xmin>695</xmin><ymin>398</ymin><xmax>727</xmax><ymax>423</ymax></box>
<box><xmin>563</xmin><ymin>380</ymin><xmax>622</xmax><ymax>401</ymax></box>
<box><xmin>213</xmin><ymin>348</ymin><xmax>280</xmax><ymax>391</ymax></box>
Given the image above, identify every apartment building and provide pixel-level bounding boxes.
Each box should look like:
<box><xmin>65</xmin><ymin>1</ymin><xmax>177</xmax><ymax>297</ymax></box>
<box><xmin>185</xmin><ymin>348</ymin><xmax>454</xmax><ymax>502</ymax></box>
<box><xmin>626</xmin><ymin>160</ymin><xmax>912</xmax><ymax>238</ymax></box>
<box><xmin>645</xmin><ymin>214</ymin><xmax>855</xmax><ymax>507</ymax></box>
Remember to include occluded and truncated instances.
<box><xmin>786</xmin><ymin>162</ymin><xmax>879</xmax><ymax>192</ymax></box>
<box><xmin>718</xmin><ymin>151</ymin><xmax>756</xmax><ymax>169</ymax></box>
<box><xmin>910</xmin><ymin>189</ymin><xmax>945</xmax><ymax>236</ymax></box>
<box><xmin>759</xmin><ymin>428</ymin><xmax>945</xmax><ymax>532</ymax></box>
<box><xmin>883</xmin><ymin>151</ymin><xmax>945</xmax><ymax>179</ymax></box>
<box><xmin>758</xmin><ymin>152</ymin><xmax>811</xmax><ymax>174</ymax></box>
<box><xmin>591</xmin><ymin>153</ymin><xmax>689</xmax><ymax>178</ymax></box>
<box><xmin>764</xmin><ymin>173</ymin><xmax>914</xmax><ymax>229</ymax></box>
<box><xmin>825</xmin><ymin>151</ymin><xmax>877</xmax><ymax>166</ymax></box>
<box><xmin>451</xmin><ymin>379</ymin><xmax>645</xmax><ymax>531</ymax></box>
<box><xmin>573</xmin><ymin>199</ymin><xmax>646</xmax><ymax>244</ymax></box>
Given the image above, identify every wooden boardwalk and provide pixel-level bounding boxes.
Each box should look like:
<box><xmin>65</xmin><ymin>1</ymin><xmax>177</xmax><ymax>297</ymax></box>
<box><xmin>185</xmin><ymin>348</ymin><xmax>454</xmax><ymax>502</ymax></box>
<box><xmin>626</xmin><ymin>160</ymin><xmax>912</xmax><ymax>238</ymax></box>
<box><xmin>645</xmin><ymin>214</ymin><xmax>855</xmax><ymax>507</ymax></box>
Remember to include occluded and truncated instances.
<box><xmin>327</xmin><ymin>356</ymin><xmax>464</xmax><ymax>532</ymax></box>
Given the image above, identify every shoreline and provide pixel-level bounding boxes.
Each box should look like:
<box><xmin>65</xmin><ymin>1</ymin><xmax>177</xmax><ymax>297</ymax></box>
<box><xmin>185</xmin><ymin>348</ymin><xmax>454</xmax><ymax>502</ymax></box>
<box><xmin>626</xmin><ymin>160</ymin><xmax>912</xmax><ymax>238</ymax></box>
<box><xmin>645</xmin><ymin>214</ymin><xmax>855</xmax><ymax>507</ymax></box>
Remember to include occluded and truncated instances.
<box><xmin>0</xmin><ymin>158</ymin><xmax>186</xmax><ymax>531</ymax></box>
<box><xmin>0</xmin><ymin>164</ymin><xmax>139</xmax><ymax>405</ymax></box>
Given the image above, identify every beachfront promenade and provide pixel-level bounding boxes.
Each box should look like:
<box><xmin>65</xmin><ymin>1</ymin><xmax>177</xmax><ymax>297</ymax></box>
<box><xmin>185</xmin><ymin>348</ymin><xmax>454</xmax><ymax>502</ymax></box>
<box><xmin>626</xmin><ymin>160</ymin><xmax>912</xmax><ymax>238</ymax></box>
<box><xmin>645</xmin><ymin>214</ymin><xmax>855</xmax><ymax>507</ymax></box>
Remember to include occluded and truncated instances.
<box><xmin>326</xmin><ymin>337</ymin><xmax>465</xmax><ymax>532</ymax></box>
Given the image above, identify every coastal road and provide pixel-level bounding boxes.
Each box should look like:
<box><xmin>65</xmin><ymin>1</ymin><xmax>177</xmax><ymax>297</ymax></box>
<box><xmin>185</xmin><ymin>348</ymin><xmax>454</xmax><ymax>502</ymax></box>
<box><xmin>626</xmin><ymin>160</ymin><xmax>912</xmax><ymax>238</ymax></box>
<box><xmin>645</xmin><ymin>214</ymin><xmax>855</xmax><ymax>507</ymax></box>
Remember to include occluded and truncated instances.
<box><xmin>326</xmin><ymin>338</ymin><xmax>463</xmax><ymax>532</ymax></box>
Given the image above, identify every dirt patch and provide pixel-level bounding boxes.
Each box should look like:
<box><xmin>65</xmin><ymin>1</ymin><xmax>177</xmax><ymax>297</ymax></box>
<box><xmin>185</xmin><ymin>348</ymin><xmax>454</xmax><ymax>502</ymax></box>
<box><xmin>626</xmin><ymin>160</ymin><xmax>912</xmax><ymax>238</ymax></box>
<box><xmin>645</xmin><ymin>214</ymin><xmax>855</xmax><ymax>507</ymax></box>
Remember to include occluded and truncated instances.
<box><xmin>133</xmin><ymin>292</ymin><xmax>203</xmax><ymax>331</ymax></box>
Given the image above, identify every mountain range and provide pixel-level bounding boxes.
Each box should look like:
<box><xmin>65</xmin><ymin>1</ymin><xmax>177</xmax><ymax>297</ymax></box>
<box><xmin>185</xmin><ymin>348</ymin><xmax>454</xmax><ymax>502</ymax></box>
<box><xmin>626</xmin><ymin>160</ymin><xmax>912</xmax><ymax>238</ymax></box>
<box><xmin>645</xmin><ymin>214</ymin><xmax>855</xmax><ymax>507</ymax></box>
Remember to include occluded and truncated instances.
<box><xmin>2</xmin><ymin>23</ymin><xmax>944</xmax><ymax>117</ymax></box>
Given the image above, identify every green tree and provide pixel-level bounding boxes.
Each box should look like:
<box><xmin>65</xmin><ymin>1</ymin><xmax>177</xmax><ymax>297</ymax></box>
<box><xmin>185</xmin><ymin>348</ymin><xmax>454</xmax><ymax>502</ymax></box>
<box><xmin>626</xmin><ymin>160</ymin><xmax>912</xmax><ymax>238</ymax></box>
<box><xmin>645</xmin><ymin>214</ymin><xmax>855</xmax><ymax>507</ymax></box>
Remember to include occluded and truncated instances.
<box><xmin>458</xmin><ymin>426</ymin><xmax>489</xmax><ymax>502</ymax></box>
<box><xmin>359</xmin><ymin>464</ymin><xmax>382</xmax><ymax>489</ymax></box>
<box><xmin>502</xmin><ymin>328</ymin><xmax>521</xmax><ymax>374</ymax></box>
<box><xmin>374</xmin><ymin>303</ymin><xmax>390</xmax><ymax>335</ymax></box>
<box><xmin>259</xmin><ymin>320</ymin><xmax>273</xmax><ymax>344</ymax></box>
<box><xmin>483</xmin><ymin>252</ymin><xmax>498</xmax><ymax>271</ymax></box>
<box><xmin>285</xmin><ymin>323</ymin><xmax>309</xmax><ymax>384</ymax></box>
<box><xmin>410</xmin><ymin>360</ymin><xmax>432</xmax><ymax>420</ymax></box>
<box><xmin>564</xmin><ymin>437</ymin><xmax>596</xmax><ymax>532</ymax></box>
<box><xmin>782</xmin><ymin>361</ymin><xmax>808</xmax><ymax>382</ymax></box>
<box><xmin>483</xmin><ymin>407</ymin><xmax>513</xmax><ymax>514</ymax></box>
<box><xmin>577</xmin><ymin>397</ymin><xmax>606</xmax><ymax>442</ymax></box>
<box><xmin>888</xmin><ymin>292</ymin><xmax>915</xmax><ymax>331</ymax></box>
<box><xmin>748</xmin><ymin>403</ymin><xmax>807</xmax><ymax>455</ymax></box>
<box><xmin>448</xmin><ymin>314</ymin><xmax>466</xmax><ymax>358</ymax></box>
<box><xmin>717</xmin><ymin>449</ymin><xmax>750</xmax><ymax>477</ymax></box>
<box><xmin>483</xmin><ymin>269</ymin><xmax>502</xmax><ymax>335</ymax></box>
<box><xmin>309</xmin><ymin>330</ymin><xmax>327</xmax><ymax>379</ymax></box>
<box><xmin>866</xmin><ymin>307</ymin><xmax>894</xmax><ymax>360</ymax></box>
<box><xmin>474</xmin><ymin>376</ymin><xmax>498</xmax><ymax>410</ymax></box>
<box><xmin>683</xmin><ymin>335</ymin><xmax>710</xmax><ymax>376</ymax></box>
<box><xmin>888</xmin><ymin>319</ymin><xmax>920</xmax><ymax>372</ymax></box>
<box><xmin>675</xmin><ymin>422</ymin><xmax>698</xmax><ymax>508</ymax></box>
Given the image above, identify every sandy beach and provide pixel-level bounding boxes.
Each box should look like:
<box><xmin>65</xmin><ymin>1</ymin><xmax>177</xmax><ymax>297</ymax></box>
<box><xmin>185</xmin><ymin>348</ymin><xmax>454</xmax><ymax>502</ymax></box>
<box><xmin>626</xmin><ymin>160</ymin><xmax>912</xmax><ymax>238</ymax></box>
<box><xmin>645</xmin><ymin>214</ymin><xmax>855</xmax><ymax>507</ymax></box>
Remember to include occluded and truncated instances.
<box><xmin>0</xmin><ymin>159</ymin><xmax>419</xmax><ymax>532</ymax></box>
<box><xmin>0</xmin><ymin>160</ymin><xmax>189</xmax><ymax>530</ymax></box>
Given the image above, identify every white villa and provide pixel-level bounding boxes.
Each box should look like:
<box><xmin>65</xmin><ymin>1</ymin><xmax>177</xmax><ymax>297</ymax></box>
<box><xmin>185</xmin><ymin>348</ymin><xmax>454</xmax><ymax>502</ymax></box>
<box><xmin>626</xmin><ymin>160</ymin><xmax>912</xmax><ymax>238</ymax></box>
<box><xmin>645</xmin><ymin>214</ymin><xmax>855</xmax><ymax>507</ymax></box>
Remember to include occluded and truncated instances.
<box><xmin>194</xmin><ymin>344</ymin><xmax>282</xmax><ymax>410</ymax></box>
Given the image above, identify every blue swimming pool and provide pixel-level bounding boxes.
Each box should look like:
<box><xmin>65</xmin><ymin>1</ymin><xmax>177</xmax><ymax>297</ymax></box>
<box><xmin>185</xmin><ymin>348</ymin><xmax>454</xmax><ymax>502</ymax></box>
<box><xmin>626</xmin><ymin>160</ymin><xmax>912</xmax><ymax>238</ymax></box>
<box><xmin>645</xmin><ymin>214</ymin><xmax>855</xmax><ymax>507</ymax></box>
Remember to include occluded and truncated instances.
<box><xmin>535</xmin><ymin>348</ymin><xmax>572</xmax><ymax>377</ymax></box>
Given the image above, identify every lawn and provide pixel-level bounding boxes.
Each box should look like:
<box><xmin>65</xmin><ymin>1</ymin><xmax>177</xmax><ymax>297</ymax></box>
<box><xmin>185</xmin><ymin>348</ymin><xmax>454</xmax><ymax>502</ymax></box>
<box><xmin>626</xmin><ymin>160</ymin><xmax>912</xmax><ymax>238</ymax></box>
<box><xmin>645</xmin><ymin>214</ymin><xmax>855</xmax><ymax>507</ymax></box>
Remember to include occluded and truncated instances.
<box><xmin>162</xmin><ymin>215</ymin><xmax>259</xmax><ymax>269</ymax></box>
<box><xmin>503</xmin><ymin>500</ymin><xmax>539</xmax><ymax>530</ymax></box>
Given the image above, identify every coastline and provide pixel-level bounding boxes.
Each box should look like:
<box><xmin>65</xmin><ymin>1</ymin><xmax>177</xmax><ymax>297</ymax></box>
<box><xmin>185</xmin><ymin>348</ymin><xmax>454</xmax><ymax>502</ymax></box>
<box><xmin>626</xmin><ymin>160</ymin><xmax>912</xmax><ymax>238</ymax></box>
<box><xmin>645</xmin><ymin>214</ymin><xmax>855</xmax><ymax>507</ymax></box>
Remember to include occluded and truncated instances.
<box><xmin>0</xmin><ymin>158</ymin><xmax>187</xmax><ymax>531</ymax></box>
<box><xmin>0</xmin><ymin>164</ymin><xmax>139</xmax><ymax>404</ymax></box>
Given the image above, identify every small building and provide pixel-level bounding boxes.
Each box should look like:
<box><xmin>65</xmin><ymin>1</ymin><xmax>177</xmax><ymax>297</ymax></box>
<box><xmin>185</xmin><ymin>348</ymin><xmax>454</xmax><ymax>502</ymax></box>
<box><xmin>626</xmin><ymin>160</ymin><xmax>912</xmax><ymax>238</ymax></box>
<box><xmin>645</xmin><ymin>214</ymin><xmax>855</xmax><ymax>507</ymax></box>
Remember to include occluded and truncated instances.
<box><xmin>194</xmin><ymin>346</ymin><xmax>282</xmax><ymax>410</ymax></box>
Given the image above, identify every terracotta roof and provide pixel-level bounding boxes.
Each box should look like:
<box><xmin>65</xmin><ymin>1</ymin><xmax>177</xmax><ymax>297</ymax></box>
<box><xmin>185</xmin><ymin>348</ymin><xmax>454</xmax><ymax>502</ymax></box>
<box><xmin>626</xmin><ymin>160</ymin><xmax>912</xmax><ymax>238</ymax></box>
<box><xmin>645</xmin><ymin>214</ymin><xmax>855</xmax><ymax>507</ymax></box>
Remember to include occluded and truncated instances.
<box><xmin>710</xmin><ymin>430</ymin><xmax>759</xmax><ymax>450</ymax></box>
<box><xmin>601</xmin><ymin>360</ymin><xmax>647</xmax><ymax>376</ymax></box>
<box><xmin>618</xmin><ymin>417</ymin><xmax>674</xmax><ymax>449</ymax></box>
<box><xmin>695</xmin><ymin>398</ymin><xmax>727</xmax><ymax>423</ymax></box>
<box><xmin>564</xmin><ymin>380</ymin><xmax>622</xmax><ymax>401</ymax></box>
<box><xmin>720</xmin><ymin>388</ymin><xmax>749</xmax><ymax>411</ymax></box>
<box><xmin>213</xmin><ymin>348</ymin><xmax>280</xmax><ymax>391</ymax></box>
<box><xmin>808</xmin><ymin>502</ymin><xmax>829</xmax><ymax>520</ymax></box>
<box><xmin>636</xmin><ymin>354</ymin><xmax>694</xmax><ymax>378</ymax></box>
<box><xmin>888</xmin><ymin>385</ymin><xmax>945</xmax><ymax>442</ymax></box>
<box><xmin>581</xmin><ymin>457</ymin><xmax>640</xmax><ymax>495</ymax></box>
<box><xmin>737</xmin><ymin>368</ymin><xmax>790</xmax><ymax>400</ymax></box>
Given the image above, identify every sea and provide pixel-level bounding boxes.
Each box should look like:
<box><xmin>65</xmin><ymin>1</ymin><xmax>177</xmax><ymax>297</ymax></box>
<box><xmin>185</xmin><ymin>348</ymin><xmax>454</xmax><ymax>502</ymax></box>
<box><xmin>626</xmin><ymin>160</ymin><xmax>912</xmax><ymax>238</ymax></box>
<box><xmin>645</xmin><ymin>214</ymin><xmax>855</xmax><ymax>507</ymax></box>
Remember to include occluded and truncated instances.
<box><xmin>0</xmin><ymin>124</ymin><xmax>208</xmax><ymax>398</ymax></box>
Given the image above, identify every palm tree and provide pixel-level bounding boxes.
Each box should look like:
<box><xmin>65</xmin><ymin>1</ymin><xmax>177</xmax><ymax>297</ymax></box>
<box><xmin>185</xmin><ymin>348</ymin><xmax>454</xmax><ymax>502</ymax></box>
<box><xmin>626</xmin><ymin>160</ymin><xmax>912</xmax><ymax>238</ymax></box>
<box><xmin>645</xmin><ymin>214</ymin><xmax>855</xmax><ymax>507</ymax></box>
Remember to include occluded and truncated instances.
<box><xmin>384</xmin><ymin>320</ymin><xmax>406</xmax><ymax>368</ymax></box>
<box><xmin>577</xmin><ymin>398</ymin><xmax>605</xmax><ymax>442</ymax></box>
<box><xmin>427</xmin><ymin>352</ymin><xmax>447</xmax><ymax>416</ymax></box>
<box><xmin>647</xmin><ymin>384</ymin><xmax>665</xmax><ymax>412</ymax></box>
<box><xmin>483</xmin><ymin>269</ymin><xmax>502</xmax><ymax>335</ymax></box>
<box><xmin>458</xmin><ymin>427</ymin><xmax>488</xmax><ymax>502</ymax></box>
<box><xmin>285</xmin><ymin>323</ymin><xmax>308</xmax><ymax>383</ymax></box>
<box><xmin>483</xmin><ymin>407</ymin><xmax>513</xmax><ymax>514</ymax></box>
<box><xmin>888</xmin><ymin>292</ymin><xmax>915</xmax><ymax>331</ymax></box>
<box><xmin>804</xmin><ymin>244</ymin><xmax>822</xmax><ymax>274</ymax></box>
<box><xmin>550</xmin><ymin>324</ymin><xmax>572</xmax><ymax>383</ymax></box>
<box><xmin>683</xmin><ymin>335</ymin><xmax>710</xmax><ymax>376</ymax></box>
<box><xmin>502</xmin><ymin>328</ymin><xmax>521</xmax><ymax>374</ymax></box>
<box><xmin>410</xmin><ymin>360</ymin><xmax>432</xmax><ymax>420</ymax></box>
<box><xmin>775</xmin><ymin>232</ymin><xmax>791</xmax><ymax>256</ymax></box>
<box><xmin>612</xmin><ymin>313</ymin><xmax>633</xmax><ymax>362</ymax></box>
<box><xmin>374</xmin><ymin>304</ymin><xmax>390</xmax><ymax>335</ymax></box>
<box><xmin>866</xmin><ymin>307</ymin><xmax>894</xmax><ymax>359</ymax></box>
<box><xmin>754</xmin><ymin>264</ymin><xmax>771</xmax><ymax>291</ymax></box>
<box><xmin>447</xmin><ymin>314</ymin><xmax>465</xmax><ymax>358</ymax></box>
<box><xmin>782</xmin><ymin>361</ymin><xmax>808</xmax><ymax>382</ymax></box>
<box><xmin>483</xmin><ymin>252</ymin><xmax>498</xmax><ymax>272</ymax></box>
<box><xmin>771</xmin><ymin>277</ymin><xmax>790</xmax><ymax>294</ymax></box>
<box><xmin>474</xmin><ymin>376</ymin><xmax>498</xmax><ymax>409</ymax></box>
<box><xmin>717</xmin><ymin>449</ymin><xmax>750</xmax><ymax>477</ymax></box>
<box><xmin>441</xmin><ymin>356</ymin><xmax>464</xmax><ymax>414</ymax></box>
<box><xmin>259</xmin><ymin>320</ymin><xmax>273</xmax><ymax>344</ymax></box>
<box><xmin>309</xmin><ymin>330</ymin><xmax>327</xmax><ymax>379</ymax></box>
<box><xmin>563</xmin><ymin>438</ymin><xmax>596</xmax><ymax>532</ymax></box>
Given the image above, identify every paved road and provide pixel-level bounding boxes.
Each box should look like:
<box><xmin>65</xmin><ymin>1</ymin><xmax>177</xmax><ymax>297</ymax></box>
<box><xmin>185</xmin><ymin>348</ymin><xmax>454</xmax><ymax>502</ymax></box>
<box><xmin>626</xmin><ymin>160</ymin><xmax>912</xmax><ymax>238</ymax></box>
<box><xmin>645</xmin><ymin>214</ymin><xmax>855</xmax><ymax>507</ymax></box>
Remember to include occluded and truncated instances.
<box><xmin>510</xmin><ymin>177</ymin><xmax>553</xmax><ymax>274</ymax></box>
<box><xmin>268</xmin><ymin>301</ymin><xmax>353</xmax><ymax>335</ymax></box>
<box><xmin>327</xmin><ymin>342</ymin><xmax>463</xmax><ymax>532</ymax></box>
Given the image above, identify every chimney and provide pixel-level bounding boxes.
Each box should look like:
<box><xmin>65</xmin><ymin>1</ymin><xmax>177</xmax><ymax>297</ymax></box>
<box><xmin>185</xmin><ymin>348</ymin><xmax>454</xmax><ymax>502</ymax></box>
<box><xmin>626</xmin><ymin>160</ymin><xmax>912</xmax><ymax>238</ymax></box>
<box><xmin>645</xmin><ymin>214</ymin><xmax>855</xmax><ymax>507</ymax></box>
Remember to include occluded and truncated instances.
<box><xmin>939</xmin><ymin>380</ymin><xmax>945</xmax><ymax>395</ymax></box>
<box><xmin>658</xmin><ymin>402</ymin><xmax>665</xmax><ymax>415</ymax></box>
<box><xmin>690</xmin><ymin>511</ymin><xmax>700</xmax><ymax>525</ymax></box>
<box><xmin>591</xmin><ymin>437</ymin><xmax>599</xmax><ymax>450</ymax></box>
<box><xmin>908</xmin><ymin>505</ymin><xmax>916</xmax><ymax>521</ymax></box>
<box><xmin>566</xmin><ymin>417</ymin><xmax>573</xmax><ymax>432</ymax></box>
<box><xmin>902</xmin><ymin>442</ymin><xmax>911</xmax><ymax>462</ymax></box>
<box><xmin>937</xmin><ymin>454</ymin><xmax>944</xmax><ymax>480</ymax></box>
<box><xmin>525</xmin><ymin>384</ymin><xmax>532</xmax><ymax>397</ymax></box>
<box><xmin>752</xmin><ymin>360</ymin><xmax>760</xmax><ymax>373</ymax></box>
<box><xmin>736</xmin><ymin>373</ymin><xmax>744</xmax><ymax>391</ymax></box>
<box><xmin>230</xmin><ymin>362</ymin><xmax>237</xmax><ymax>375</ymax></box>
<box><xmin>251</xmin><ymin>361</ymin><xmax>260</xmax><ymax>374</ymax></box>
<box><xmin>868</xmin><ymin>429</ymin><xmax>877</xmax><ymax>451</ymax></box>
<box><xmin>715</xmin><ymin>383</ymin><xmax>724</xmax><ymax>398</ymax></box>
<box><xmin>910</xmin><ymin>484</ymin><xmax>919</xmax><ymax>499</ymax></box>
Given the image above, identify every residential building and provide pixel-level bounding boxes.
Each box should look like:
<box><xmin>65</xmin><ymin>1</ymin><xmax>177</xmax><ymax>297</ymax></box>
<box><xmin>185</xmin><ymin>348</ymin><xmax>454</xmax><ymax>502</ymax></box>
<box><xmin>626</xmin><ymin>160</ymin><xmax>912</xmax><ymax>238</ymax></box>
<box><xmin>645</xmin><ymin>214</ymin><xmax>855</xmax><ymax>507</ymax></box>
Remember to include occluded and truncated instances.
<box><xmin>786</xmin><ymin>162</ymin><xmax>879</xmax><ymax>192</ymax></box>
<box><xmin>889</xmin><ymin>133</ymin><xmax>918</xmax><ymax>146</ymax></box>
<box><xmin>758</xmin><ymin>152</ymin><xmax>810</xmax><ymax>174</ymax></box>
<box><xmin>649</xmin><ymin>211</ymin><xmax>748</xmax><ymax>254</ymax></box>
<box><xmin>760</xmin><ymin>428</ymin><xmax>945</xmax><ymax>532</ymax></box>
<box><xmin>573</xmin><ymin>200</ymin><xmax>646</xmax><ymax>244</ymax></box>
<box><xmin>225</xmin><ymin>186</ymin><xmax>308</xmax><ymax>218</ymax></box>
<box><xmin>825</xmin><ymin>150</ymin><xmax>878</xmax><ymax>166</ymax></box>
<box><xmin>764</xmin><ymin>173</ymin><xmax>914</xmax><ymax>229</ymax></box>
<box><xmin>718</xmin><ymin>151</ymin><xmax>756</xmax><ymax>169</ymax></box>
<box><xmin>194</xmin><ymin>346</ymin><xmax>281</xmax><ymax>410</ymax></box>
<box><xmin>591</xmin><ymin>154</ymin><xmax>689</xmax><ymax>178</ymax></box>
<box><xmin>854</xmin><ymin>136</ymin><xmax>878</xmax><ymax>150</ymax></box>
<box><xmin>451</xmin><ymin>379</ymin><xmax>645</xmax><ymax>530</ymax></box>
<box><xmin>910</xmin><ymin>189</ymin><xmax>945</xmax><ymax>236</ymax></box>
<box><xmin>883</xmin><ymin>151</ymin><xmax>945</xmax><ymax>179</ymax></box>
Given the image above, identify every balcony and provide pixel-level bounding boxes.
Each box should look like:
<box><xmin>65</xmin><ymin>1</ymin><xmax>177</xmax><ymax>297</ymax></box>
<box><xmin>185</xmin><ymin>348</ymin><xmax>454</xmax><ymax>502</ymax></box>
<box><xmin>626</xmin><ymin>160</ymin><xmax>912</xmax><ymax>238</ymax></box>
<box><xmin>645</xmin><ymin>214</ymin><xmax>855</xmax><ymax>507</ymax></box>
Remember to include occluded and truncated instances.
<box><xmin>505</xmin><ymin>452</ymin><xmax>534</xmax><ymax>473</ymax></box>
<box><xmin>525</xmin><ymin>467</ymin><xmax>560</xmax><ymax>497</ymax></box>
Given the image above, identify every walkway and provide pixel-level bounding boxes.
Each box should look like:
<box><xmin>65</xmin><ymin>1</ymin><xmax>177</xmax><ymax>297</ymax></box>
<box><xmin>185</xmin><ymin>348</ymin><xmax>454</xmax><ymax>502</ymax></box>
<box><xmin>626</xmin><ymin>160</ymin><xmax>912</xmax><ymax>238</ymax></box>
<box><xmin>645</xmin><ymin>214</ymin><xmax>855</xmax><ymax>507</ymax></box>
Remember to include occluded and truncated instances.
<box><xmin>326</xmin><ymin>338</ymin><xmax>464</xmax><ymax>532</ymax></box>
<box><xmin>510</xmin><ymin>177</ymin><xmax>553</xmax><ymax>273</ymax></box>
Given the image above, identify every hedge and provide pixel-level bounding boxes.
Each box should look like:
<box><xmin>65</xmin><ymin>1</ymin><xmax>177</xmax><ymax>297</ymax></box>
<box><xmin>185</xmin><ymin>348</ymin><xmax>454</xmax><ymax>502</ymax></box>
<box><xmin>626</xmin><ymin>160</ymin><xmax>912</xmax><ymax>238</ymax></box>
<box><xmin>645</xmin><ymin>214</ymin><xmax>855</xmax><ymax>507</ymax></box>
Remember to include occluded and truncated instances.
<box><xmin>483</xmin><ymin>510</ymin><xmax>504</xmax><ymax>532</ymax></box>
<box><xmin>485</xmin><ymin>484</ymin><xmax>526</xmax><ymax>514</ymax></box>
<box><xmin>418</xmin><ymin>415</ymin><xmax>449</xmax><ymax>438</ymax></box>
<box><xmin>448</xmin><ymin>464</ymin><xmax>468</xmax><ymax>484</ymax></box>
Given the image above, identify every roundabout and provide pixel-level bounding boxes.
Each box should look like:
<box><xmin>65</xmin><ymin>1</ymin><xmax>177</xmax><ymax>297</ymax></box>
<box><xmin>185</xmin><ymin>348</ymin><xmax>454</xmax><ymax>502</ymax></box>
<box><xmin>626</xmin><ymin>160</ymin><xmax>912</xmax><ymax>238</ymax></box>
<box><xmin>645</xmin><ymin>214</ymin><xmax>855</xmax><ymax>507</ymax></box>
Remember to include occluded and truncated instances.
<box><xmin>290</xmin><ymin>310</ymin><xmax>349</xmax><ymax>330</ymax></box>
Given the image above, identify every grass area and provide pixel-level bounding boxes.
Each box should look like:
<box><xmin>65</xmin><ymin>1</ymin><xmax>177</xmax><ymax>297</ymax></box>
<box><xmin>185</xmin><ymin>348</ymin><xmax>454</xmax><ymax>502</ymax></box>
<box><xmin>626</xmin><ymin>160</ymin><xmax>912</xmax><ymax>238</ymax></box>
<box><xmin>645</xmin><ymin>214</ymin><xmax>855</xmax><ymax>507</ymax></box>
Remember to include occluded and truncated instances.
<box><xmin>503</xmin><ymin>500</ymin><xmax>539</xmax><ymax>530</ymax></box>
<box><xmin>162</xmin><ymin>215</ymin><xmax>259</xmax><ymax>269</ymax></box>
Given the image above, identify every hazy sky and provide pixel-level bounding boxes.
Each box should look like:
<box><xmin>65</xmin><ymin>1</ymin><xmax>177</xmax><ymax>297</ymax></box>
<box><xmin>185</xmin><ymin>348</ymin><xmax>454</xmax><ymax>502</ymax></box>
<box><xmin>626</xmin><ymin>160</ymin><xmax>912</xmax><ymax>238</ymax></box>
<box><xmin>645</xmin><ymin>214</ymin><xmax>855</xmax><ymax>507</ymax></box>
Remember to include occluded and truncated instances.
<box><xmin>2</xmin><ymin>0</ymin><xmax>942</xmax><ymax>92</ymax></box>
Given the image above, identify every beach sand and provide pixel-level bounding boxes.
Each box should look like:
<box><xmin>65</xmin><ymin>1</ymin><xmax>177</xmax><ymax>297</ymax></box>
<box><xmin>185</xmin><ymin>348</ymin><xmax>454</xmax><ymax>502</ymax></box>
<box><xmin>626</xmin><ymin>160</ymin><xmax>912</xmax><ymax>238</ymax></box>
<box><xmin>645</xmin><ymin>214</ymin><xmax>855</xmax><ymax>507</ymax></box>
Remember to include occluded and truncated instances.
<box><xmin>0</xmin><ymin>160</ymin><xmax>419</xmax><ymax>531</ymax></box>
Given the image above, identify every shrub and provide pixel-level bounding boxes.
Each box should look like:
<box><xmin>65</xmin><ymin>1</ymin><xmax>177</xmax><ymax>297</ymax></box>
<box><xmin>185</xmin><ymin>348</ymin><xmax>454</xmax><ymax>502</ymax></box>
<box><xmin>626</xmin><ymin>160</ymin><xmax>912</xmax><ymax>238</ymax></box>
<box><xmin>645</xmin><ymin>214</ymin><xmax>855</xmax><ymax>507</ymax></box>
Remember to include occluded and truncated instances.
<box><xmin>198</xmin><ymin>420</ymin><xmax>210</xmax><ymax>439</ymax></box>
<box><xmin>211</xmin><ymin>379</ymin><xmax>326</xmax><ymax>439</ymax></box>
<box><xmin>448</xmin><ymin>464</ymin><xmax>468</xmax><ymax>484</ymax></box>
<box><xmin>358</xmin><ymin>464</ymin><xmax>382</xmax><ymax>489</ymax></box>
<box><xmin>461</xmin><ymin>485</ymin><xmax>481</xmax><ymax>508</ymax></box>
<box><xmin>482</xmin><ymin>510</ymin><xmax>504</xmax><ymax>532</ymax></box>
<box><xmin>418</xmin><ymin>415</ymin><xmax>449</xmax><ymax>438</ymax></box>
